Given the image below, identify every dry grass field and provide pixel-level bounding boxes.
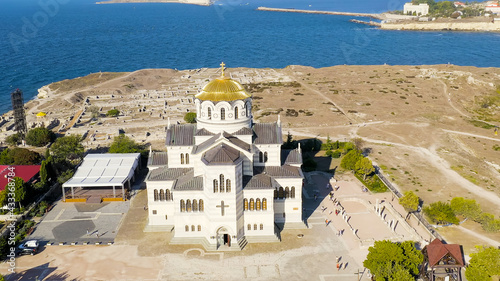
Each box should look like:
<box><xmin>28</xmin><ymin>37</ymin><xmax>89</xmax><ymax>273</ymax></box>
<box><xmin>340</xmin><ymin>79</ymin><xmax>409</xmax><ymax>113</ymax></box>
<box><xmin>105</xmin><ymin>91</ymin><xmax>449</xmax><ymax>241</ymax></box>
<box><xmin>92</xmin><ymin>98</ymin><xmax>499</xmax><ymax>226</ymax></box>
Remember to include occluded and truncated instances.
<box><xmin>2</xmin><ymin>64</ymin><xmax>499</xmax><ymax>251</ymax></box>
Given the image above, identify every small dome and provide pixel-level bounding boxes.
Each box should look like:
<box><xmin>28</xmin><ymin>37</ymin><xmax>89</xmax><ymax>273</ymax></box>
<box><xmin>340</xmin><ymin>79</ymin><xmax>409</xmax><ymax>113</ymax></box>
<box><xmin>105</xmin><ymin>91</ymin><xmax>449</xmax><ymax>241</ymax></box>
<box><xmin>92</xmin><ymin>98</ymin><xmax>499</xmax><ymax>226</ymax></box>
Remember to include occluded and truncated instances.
<box><xmin>196</xmin><ymin>77</ymin><xmax>251</xmax><ymax>102</ymax></box>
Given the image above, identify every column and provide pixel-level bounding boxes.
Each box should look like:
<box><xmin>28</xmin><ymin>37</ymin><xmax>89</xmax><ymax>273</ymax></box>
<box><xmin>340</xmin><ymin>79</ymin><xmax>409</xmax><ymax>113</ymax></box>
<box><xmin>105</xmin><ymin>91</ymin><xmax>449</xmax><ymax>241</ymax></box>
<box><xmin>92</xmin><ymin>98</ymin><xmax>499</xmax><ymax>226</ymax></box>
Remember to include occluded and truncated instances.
<box><xmin>71</xmin><ymin>186</ymin><xmax>74</xmax><ymax>199</ymax></box>
<box><xmin>113</xmin><ymin>186</ymin><xmax>116</xmax><ymax>198</ymax></box>
<box><xmin>122</xmin><ymin>184</ymin><xmax>125</xmax><ymax>200</ymax></box>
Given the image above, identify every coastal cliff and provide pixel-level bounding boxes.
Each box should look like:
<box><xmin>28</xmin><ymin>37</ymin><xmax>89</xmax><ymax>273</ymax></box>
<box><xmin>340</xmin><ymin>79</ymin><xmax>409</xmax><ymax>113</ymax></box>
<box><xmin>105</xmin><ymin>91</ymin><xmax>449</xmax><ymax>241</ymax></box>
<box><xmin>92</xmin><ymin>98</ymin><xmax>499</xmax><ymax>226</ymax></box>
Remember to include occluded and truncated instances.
<box><xmin>381</xmin><ymin>21</ymin><xmax>500</xmax><ymax>32</ymax></box>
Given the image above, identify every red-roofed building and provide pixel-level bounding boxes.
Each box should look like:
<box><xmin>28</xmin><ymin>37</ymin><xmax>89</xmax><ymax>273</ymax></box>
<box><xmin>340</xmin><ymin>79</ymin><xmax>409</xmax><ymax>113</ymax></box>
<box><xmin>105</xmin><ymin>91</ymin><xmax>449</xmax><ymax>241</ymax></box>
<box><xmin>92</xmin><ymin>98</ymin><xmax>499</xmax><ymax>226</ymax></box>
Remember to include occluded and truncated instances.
<box><xmin>421</xmin><ymin>238</ymin><xmax>465</xmax><ymax>281</ymax></box>
<box><xmin>0</xmin><ymin>165</ymin><xmax>41</xmax><ymax>192</ymax></box>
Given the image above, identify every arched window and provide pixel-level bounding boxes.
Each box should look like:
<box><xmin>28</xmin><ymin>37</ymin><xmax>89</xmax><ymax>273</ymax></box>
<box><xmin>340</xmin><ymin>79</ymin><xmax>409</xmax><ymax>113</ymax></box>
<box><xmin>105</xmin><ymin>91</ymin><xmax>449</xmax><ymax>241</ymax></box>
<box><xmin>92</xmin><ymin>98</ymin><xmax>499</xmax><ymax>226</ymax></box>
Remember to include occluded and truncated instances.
<box><xmin>291</xmin><ymin>186</ymin><xmax>295</xmax><ymax>199</ymax></box>
<box><xmin>260</xmin><ymin>224</ymin><xmax>263</xmax><ymax>230</ymax></box>
<box><xmin>264</xmin><ymin>152</ymin><xmax>268</xmax><ymax>162</ymax></box>
<box><xmin>180</xmin><ymin>200</ymin><xmax>185</xmax><ymax>212</ymax></box>
<box><xmin>273</xmin><ymin>189</ymin><xmax>278</xmax><ymax>199</ymax></box>
<box><xmin>213</xmin><ymin>179</ymin><xmax>218</xmax><ymax>193</ymax></box>
<box><xmin>219</xmin><ymin>174</ymin><xmax>224</xmax><ymax>192</ymax></box>
<box><xmin>180</xmin><ymin>153</ymin><xmax>184</xmax><ymax>164</ymax></box>
<box><xmin>199</xmin><ymin>199</ymin><xmax>204</xmax><ymax>211</ymax></box>
<box><xmin>186</xmin><ymin>199</ymin><xmax>192</xmax><ymax>212</ymax></box>
<box><xmin>165</xmin><ymin>215</ymin><xmax>168</xmax><ymax>220</ymax></box>
<box><xmin>198</xmin><ymin>225</ymin><xmax>201</xmax><ymax>231</ymax></box>
<box><xmin>234</xmin><ymin>107</ymin><xmax>238</xmax><ymax>119</ymax></box>
<box><xmin>154</xmin><ymin>189</ymin><xmax>159</xmax><ymax>201</ymax></box>
<box><xmin>263</xmin><ymin>198</ymin><xmax>267</xmax><ymax>210</ymax></box>
<box><xmin>159</xmin><ymin>189</ymin><xmax>165</xmax><ymax>201</ymax></box>
<box><xmin>244</xmin><ymin>198</ymin><xmax>248</xmax><ymax>211</ymax></box>
<box><xmin>285</xmin><ymin>187</ymin><xmax>290</xmax><ymax>198</ymax></box>
<box><xmin>226</xmin><ymin>179</ymin><xmax>231</xmax><ymax>192</ymax></box>
<box><xmin>193</xmin><ymin>199</ymin><xmax>198</xmax><ymax>212</ymax></box>
<box><xmin>256</xmin><ymin>198</ymin><xmax>261</xmax><ymax>211</ymax></box>
<box><xmin>221</xmin><ymin>108</ymin><xmax>225</xmax><ymax>120</ymax></box>
<box><xmin>250</xmin><ymin>198</ymin><xmax>255</xmax><ymax>211</ymax></box>
<box><xmin>191</xmin><ymin>225</ymin><xmax>195</xmax><ymax>231</ymax></box>
<box><xmin>166</xmin><ymin>189</ymin><xmax>171</xmax><ymax>201</ymax></box>
<box><xmin>254</xmin><ymin>224</ymin><xmax>257</xmax><ymax>230</ymax></box>
<box><xmin>185</xmin><ymin>153</ymin><xmax>189</xmax><ymax>164</ymax></box>
<box><xmin>247</xmin><ymin>224</ymin><xmax>251</xmax><ymax>230</ymax></box>
<box><xmin>185</xmin><ymin>225</ymin><xmax>189</xmax><ymax>232</ymax></box>
<box><xmin>259</xmin><ymin>152</ymin><xmax>263</xmax><ymax>163</ymax></box>
<box><xmin>278</xmin><ymin>187</ymin><xmax>284</xmax><ymax>199</ymax></box>
<box><xmin>208</xmin><ymin>107</ymin><xmax>212</xmax><ymax>119</ymax></box>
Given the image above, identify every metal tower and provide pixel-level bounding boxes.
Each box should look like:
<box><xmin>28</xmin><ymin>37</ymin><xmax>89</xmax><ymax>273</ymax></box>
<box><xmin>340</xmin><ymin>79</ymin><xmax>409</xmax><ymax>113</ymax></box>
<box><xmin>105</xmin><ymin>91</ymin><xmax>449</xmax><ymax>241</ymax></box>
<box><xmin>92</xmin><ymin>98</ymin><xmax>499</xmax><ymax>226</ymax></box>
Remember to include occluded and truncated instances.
<box><xmin>11</xmin><ymin>89</ymin><xmax>27</xmax><ymax>137</ymax></box>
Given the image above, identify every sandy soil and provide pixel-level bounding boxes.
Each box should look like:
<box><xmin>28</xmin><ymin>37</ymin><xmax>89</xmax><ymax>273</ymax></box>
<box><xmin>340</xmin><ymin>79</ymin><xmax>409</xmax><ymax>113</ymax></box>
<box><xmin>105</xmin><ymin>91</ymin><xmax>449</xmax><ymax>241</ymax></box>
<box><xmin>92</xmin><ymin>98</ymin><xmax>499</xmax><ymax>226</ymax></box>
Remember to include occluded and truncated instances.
<box><xmin>1</xmin><ymin>64</ymin><xmax>499</xmax><ymax>249</ymax></box>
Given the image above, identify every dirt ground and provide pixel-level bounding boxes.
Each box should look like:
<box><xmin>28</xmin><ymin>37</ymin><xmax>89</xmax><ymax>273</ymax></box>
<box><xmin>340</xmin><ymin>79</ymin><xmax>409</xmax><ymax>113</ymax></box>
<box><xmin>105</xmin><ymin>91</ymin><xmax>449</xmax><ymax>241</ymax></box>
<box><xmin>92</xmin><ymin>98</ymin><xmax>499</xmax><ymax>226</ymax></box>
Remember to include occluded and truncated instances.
<box><xmin>1</xmin><ymin>64</ymin><xmax>500</xmax><ymax>252</ymax></box>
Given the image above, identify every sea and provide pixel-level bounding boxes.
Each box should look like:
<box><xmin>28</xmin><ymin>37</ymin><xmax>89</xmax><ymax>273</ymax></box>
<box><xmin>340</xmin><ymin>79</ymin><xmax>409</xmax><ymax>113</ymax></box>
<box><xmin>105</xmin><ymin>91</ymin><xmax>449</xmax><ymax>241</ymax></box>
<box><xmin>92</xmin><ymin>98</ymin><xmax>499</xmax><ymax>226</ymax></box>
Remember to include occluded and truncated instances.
<box><xmin>1</xmin><ymin>0</ymin><xmax>499</xmax><ymax>115</ymax></box>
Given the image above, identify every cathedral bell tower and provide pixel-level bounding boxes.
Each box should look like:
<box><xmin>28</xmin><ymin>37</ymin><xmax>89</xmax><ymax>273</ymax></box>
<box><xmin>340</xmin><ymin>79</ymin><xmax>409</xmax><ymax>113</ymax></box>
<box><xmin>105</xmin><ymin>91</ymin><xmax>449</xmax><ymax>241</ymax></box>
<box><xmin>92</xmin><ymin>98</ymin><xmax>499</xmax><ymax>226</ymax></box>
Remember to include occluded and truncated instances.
<box><xmin>194</xmin><ymin>62</ymin><xmax>253</xmax><ymax>134</ymax></box>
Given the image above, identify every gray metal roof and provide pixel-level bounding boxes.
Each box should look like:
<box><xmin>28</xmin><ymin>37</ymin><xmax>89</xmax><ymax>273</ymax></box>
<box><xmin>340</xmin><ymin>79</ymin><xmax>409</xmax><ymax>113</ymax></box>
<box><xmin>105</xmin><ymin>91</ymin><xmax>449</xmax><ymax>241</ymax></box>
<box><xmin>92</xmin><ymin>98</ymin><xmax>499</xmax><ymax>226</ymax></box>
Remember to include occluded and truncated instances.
<box><xmin>148</xmin><ymin>152</ymin><xmax>168</xmax><ymax>166</ymax></box>
<box><xmin>253</xmin><ymin>165</ymin><xmax>302</xmax><ymax>178</ymax></box>
<box><xmin>193</xmin><ymin>132</ymin><xmax>251</xmax><ymax>154</ymax></box>
<box><xmin>174</xmin><ymin>174</ymin><xmax>204</xmax><ymax>191</ymax></box>
<box><xmin>253</xmin><ymin>122</ymin><xmax>282</xmax><ymax>145</ymax></box>
<box><xmin>233</xmin><ymin>127</ymin><xmax>253</xmax><ymax>135</ymax></box>
<box><xmin>281</xmin><ymin>148</ymin><xmax>302</xmax><ymax>165</ymax></box>
<box><xmin>243</xmin><ymin>174</ymin><xmax>276</xmax><ymax>190</ymax></box>
<box><xmin>202</xmin><ymin>144</ymin><xmax>240</xmax><ymax>165</ymax></box>
<box><xmin>195</xmin><ymin>128</ymin><xmax>214</xmax><ymax>136</ymax></box>
<box><xmin>147</xmin><ymin>167</ymin><xmax>193</xmax><ymax>181</ymax></box>
<box><xmin>166</xmin><ymin>124</ymin><xmax>196</xmax><ymax>146</ymax></box>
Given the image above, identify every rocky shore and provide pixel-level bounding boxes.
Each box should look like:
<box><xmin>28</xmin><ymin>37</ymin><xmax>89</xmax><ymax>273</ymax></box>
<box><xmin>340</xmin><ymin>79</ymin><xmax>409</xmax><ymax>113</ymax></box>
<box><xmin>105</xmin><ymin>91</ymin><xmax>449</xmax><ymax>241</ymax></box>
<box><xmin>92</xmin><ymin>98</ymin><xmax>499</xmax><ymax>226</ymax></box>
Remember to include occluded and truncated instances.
<box><xmin>381</xmin><ymin>20</ymin><xmax>500</xmax><ymax>32</ymax></box>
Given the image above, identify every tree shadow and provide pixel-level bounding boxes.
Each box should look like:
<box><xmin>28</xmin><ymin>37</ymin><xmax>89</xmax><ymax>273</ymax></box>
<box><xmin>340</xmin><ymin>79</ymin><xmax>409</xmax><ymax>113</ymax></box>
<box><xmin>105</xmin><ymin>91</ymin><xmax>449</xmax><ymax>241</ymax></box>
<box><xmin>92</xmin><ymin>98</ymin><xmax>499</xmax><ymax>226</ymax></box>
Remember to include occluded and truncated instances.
<box><xmin>6</xmin><ymin>262</ymin><xmax>80</xmax><ymax>281</ymax></box>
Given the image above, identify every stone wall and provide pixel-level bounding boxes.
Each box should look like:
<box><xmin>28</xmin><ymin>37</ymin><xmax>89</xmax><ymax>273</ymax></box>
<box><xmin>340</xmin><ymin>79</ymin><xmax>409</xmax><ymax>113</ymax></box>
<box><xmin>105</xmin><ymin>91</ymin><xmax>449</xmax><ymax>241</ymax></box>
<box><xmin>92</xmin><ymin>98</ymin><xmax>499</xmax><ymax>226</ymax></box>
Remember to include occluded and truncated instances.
<box><xmin>381</xmin><ymin>21</ymin><xmax>500</xmax><ymax>31</ymax></box>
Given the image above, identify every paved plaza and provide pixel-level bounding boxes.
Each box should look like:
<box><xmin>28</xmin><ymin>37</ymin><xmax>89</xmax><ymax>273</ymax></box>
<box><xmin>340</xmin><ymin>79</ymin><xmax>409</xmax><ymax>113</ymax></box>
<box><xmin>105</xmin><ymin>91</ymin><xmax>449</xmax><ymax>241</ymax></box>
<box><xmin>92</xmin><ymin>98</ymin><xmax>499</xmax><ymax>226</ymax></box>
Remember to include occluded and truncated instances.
<box><xmin>29</xmin><ymin>200</ymin><xmax>130</xmax><ymax>245</ymax></box>
<box><xmin>2</xmin><ymin>172</ymin><xmax>432</xmax><ymax>281</ymax></box>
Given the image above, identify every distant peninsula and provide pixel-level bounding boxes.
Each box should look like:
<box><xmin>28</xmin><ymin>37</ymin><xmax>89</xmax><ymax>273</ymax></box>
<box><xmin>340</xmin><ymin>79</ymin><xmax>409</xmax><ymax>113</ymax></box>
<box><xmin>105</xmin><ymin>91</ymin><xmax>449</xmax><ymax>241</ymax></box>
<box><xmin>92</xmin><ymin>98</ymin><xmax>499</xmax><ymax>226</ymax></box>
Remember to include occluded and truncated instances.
<box><xmin>96</xmin><ymin>0</ymin><xmax>211</xmax><ymax>6</ymax></box>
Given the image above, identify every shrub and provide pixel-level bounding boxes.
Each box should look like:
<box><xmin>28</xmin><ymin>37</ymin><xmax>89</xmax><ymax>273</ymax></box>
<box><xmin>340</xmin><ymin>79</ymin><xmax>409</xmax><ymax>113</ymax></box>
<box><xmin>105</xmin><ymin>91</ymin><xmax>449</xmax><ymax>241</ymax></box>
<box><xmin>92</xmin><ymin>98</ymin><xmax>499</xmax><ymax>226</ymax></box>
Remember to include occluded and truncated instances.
<box><xmin>326</xmin><ymin>150</ymin><xmax>341</xmax><ymax>158</ymax></box>
<box><xmin>184</xmin><ymin>112</ymin><xmax>197</xmax><ymax>123</ymax></box>
<box><xmin>0</xmin><ymin>148</ymin><xmax>41</xmax><ymax>165</ymax></box>
<box><xmin>25</xmin><ymin>127</ymin><xmax>56</xmax><ymax>147</ymax></box>
<box><xmin>423</xmin><ymin>201</ymin><xmax>459</xmax><ymax>225</ymax></box>
<box><xmin>109</xmin><ymin>134</ymin><xmax>143</xmax><ymax>154</ymax></box>
<box><xmin>450</xmin><ymin>197</ymin><xmax>481</xmax><ymax>221</ymax></box>
<box><xmin>106</xmin><ymin>109</ymin><xmax>120</xmax><ymax>117</ymax></box>
<box><xmin>5</xmin><ymin>133</ymin><xmax>20</xmax><ymax>146</ymax></box>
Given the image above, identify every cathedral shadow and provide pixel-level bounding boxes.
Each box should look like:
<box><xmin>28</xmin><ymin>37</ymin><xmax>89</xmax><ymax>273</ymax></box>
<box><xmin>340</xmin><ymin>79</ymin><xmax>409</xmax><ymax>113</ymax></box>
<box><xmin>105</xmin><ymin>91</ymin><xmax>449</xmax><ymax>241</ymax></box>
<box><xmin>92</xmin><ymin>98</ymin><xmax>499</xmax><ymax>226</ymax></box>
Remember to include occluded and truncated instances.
<box><xmin>6</xmin><ymin>262</ymin><xmax>78</xmax><ymax>281</ymax></box>
<box><xmin>302</xmin><ymin>172</ymin><xmax>334</xmax><ymax>225</ymax></box>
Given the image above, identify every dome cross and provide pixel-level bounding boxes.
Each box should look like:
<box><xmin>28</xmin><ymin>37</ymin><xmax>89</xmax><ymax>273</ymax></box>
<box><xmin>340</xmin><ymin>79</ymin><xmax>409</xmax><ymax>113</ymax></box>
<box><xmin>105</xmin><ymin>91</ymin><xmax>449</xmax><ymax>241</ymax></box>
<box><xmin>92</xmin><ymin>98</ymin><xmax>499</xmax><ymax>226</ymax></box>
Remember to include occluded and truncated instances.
<box><xmin>220</xmin><ymin>62</ymin><xmax>226</xmax><ymax>77</ymax></box>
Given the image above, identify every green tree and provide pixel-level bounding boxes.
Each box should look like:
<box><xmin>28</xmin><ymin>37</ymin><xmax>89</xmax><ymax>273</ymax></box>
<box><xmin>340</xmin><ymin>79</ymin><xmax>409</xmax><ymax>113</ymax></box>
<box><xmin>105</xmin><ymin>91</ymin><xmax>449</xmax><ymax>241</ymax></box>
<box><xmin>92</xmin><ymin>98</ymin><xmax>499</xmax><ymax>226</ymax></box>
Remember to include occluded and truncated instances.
<box><xmin>50</xmin><ymin>135</ymin><xmax>84</xmax><ymax>166</ymax></box>
<box><xmin>465</xmin><ymin>246</ymin><xmax>500</xmax><ymax>281</ymax></box>
<box><xmin>282</xmin><ymin>132</ymin><xmax>297</xmax><ymax>149</ymax></box>
<box><xmin>478</xmin><ymin>213</ymin><xmax>500</xmax><ymax>232</ymax></box>
<box><xmin>5</xmin><ymin>133</ymin><xmax>21</xmax><ymax>146</ymax></box>
<box><xmin>450</xmin><ymin>197</ymin><xmax>481</xmax><ymax>220</ymax></box>
<box><xmin>39</xmin><ymin>160</ymin><xmax>49</xmax><ymax>185</ymax></box>
<box><xmin>57</xmin><ymin>169</ymin><xmax>74</xmax><ymax>184</ymax></box>
<box><xmin>355</xmin><ymin>157</ymin><xmax>375</xmax><ymax>180</ymax></box>
<box><xmin>0</xmin><ymin>189</ymin><xmax>7</xmax><ymax>207</ymax></box>
<box><xmin>423</xmin><ymin>201</ymin><xmax>459</xmax><ymax>225</ymax></box>
<box><xmin>25</xmin><ymin>127</ymin><xmax>56</xmax><ymax>147</ymax></box>
<box><xmin>363</xmin><ymin>240</ymin><xmax>423</xmax><ymax>281</ymax></box>
<box><xmin>10</xmin><ymin>177</ymin><xmax>26</xmax><ymax>208</ymax></box>
<box><xmin>0</xmin><ymin>148</ymin><xmax>41</xmax><ymax>165</ymax></box>
<box><xmin>340</xmin><ymin>149</ymin><xmax>363</xmax><ymax>171</ymax></box>
<box><xmin>106</xmin><ymin>109</ymin><xmax>120</xmax><ymax>117</ymax></box>
<box><xmin>109</xmin><ymin>134</ymin><xmax>143</xmax><ymax>153</ymax></box>
<box><xmin>184</xmin><ymin>112</ymin><xmax>197</xmax><ymax>123</ymax></box>
<box><xmin>399</xmin><ymin>191</ymin><xmax>420</xmax><ymax>213</ymax></box>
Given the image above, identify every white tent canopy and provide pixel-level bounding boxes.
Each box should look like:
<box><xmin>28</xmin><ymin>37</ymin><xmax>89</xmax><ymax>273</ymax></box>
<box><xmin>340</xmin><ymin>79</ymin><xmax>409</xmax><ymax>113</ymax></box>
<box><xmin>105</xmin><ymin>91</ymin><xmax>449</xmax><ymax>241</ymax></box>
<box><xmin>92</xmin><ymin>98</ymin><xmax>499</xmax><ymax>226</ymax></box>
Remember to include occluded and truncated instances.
<box><xmin>63</xmin><ymin>153</ymin><xmax>141</xmax><ymax>200</ymax></box>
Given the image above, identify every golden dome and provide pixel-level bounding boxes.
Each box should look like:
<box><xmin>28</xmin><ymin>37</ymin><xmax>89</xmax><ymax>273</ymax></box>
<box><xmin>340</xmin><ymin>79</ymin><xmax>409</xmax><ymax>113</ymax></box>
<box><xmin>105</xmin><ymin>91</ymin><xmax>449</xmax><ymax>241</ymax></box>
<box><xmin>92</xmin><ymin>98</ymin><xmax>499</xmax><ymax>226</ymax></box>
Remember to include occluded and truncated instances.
<box><xmin>195</xmin><ymin>62</ymin><xmax>251</xmax><ymax>102</ymax></box>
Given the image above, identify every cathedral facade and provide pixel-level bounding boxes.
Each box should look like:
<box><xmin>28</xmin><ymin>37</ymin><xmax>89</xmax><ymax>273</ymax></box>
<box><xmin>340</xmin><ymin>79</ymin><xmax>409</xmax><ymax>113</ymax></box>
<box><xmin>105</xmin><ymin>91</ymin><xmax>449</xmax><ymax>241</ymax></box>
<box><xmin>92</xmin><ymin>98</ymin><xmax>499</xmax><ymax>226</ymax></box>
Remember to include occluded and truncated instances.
<box><xmin>145</xmin><ymin>65</ymin><xmax>303</xmax><ymax>250</ymax></box>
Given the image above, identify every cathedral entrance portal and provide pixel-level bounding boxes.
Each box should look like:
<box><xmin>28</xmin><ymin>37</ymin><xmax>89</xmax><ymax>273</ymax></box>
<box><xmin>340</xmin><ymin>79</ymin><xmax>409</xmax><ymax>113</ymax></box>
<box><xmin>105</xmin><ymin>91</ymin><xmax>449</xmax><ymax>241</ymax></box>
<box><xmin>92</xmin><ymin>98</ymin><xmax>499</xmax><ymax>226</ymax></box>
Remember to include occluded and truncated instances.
<box><xmin>216</xmin><ymin>227</ymin><xmax>231</xmax><ymax>249</ymax></box>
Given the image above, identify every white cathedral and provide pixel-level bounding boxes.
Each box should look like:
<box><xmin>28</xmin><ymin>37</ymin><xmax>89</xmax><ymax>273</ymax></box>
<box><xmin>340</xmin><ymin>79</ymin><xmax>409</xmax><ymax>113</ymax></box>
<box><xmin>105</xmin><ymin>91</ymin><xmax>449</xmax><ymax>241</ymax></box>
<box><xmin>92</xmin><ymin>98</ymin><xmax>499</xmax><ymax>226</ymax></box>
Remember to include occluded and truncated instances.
<box><xmin>145</xmin><ymin>64</ymin><xmax>304</xmax><ymax>251</ymax></box>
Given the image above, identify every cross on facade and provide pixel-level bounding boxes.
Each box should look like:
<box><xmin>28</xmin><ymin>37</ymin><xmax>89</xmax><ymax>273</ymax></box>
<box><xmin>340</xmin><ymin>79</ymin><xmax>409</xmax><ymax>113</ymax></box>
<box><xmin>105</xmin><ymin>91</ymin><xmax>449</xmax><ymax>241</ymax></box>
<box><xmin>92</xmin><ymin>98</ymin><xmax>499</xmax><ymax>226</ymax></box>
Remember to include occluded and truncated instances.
<box><xmin>216</xmin><ymin>200</ymin><xmax>229</xmax><ymax>216</ymax></box>
<box><xmin>220</xmin><ymin>62</ymin><xmax>225</xmax><ymax>77</ymax></box>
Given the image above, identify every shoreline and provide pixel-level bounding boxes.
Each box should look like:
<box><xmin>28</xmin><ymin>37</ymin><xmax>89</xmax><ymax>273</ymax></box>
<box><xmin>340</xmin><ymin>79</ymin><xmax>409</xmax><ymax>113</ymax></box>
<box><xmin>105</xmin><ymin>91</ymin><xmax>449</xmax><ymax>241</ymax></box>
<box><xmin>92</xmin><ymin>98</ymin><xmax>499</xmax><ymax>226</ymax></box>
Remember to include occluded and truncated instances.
<box><xmin>256</xmin><ymin>7</ymin><xmax>385</xmax><ymax>20</ymax></box>
<box><xmin>257</xmin><ymin>7</ymin><xmax>500</xmax><ymax>32</ymax></box>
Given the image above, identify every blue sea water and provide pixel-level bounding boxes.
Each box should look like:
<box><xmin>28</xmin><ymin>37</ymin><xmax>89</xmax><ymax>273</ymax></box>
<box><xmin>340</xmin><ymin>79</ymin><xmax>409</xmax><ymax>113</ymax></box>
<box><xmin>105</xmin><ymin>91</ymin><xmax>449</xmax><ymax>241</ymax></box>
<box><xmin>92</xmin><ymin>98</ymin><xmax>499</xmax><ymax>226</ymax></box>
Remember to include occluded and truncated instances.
<box><xmin>0</xmin><ymin>0</ymin><xmax>499</xmax><ymax>114</ymax></box>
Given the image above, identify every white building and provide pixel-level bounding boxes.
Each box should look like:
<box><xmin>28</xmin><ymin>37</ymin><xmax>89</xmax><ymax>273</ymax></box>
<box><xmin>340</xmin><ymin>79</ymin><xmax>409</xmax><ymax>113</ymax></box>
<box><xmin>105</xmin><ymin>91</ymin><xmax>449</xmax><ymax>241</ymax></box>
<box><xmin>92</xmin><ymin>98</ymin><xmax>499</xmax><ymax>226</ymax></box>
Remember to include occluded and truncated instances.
<box><xmin>486</xmin><ymin>2</ymin><xmax>500</xmax><ymax>14</ymax></box>
<box><xmin>145</xmin><ymin>64</ymin><xmax>304</xmax><ymax>251</ymax></box>
<box><xmin>404</xmin><ymin>3</ymin><xmax>430</xmax><ymax>16</ymax></box>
